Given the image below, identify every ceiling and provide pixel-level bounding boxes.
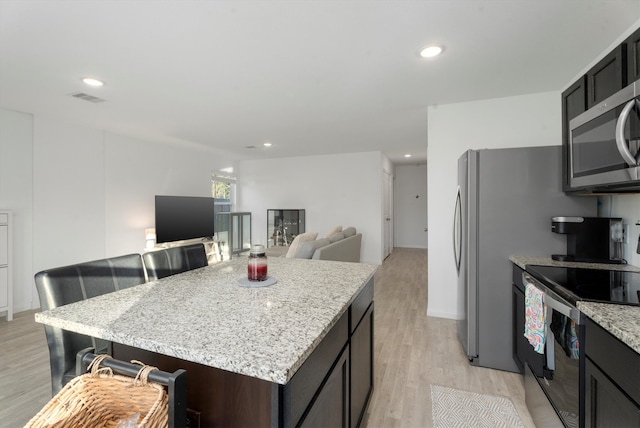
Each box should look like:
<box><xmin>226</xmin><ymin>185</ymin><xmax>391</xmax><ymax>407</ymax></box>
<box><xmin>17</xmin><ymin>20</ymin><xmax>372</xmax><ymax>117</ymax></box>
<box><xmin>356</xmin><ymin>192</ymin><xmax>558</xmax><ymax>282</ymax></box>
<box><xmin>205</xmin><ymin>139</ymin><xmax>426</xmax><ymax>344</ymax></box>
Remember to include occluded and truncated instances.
<box><xmin>1</xmin><ymin>1</ymin><xmax>639</xmax><ymax>165</ymax></box>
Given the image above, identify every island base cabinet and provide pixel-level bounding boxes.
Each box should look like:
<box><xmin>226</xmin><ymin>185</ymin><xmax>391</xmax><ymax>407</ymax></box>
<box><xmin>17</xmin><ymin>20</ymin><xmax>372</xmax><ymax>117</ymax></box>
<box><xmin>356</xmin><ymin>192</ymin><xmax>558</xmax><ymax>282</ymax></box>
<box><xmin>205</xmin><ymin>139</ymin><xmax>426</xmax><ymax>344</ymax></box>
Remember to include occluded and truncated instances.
<box><xmin>113</xmin><ymin>343</ymin><xmax>274</xmax><ymax>427</ymax></box>
<box><xmin>350</xmin><ymin>303</ymin><xmax>373</xmax><ymax>428</ymax></box>
<box><xmin>585</xmin><ymin>358</ymin><xmax>640</xmax><ymax>427</ymax></box>
<box><xmin>112</xmin><ymin>278</ymin><xmax>374</xmax><ymax>428</ymax></box>
<box><xmin>299</xmin><ymin>346</ymin><xmax>349</xmax><ymax>428</ymax></box>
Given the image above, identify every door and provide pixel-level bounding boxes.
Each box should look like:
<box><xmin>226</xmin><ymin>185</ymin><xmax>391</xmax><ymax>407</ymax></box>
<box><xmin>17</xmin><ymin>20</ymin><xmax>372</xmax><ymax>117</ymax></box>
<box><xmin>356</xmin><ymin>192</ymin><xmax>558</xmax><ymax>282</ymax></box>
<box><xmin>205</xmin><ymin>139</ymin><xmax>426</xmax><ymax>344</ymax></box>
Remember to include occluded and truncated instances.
<box><xmin>382</xmin><ymin>170</ymin><xmax>393</xmax><ymax>259</ymax></box>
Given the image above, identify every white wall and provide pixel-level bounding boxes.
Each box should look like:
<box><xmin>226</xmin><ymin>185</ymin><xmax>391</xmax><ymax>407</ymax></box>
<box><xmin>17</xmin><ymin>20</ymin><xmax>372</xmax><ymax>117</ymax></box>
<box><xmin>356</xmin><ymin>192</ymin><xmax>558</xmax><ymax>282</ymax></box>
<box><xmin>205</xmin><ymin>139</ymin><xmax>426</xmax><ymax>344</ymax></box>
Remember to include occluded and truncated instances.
<box><xmin>1</xmin><ymin>108</ymin><xmax>234</xmax><ymax>312</ymax></box>
<box><xmin>33</xmin><ymin>118</ymin><xmax>107</xmax><ymax>274</ymax></box>
<box><xmin>103</xmin><ymin>133</ymin><xmax>224</xmax><ymax>256</ymax></box>
<box><xmin>237</xmin><ymin>151</ymin><xmax>384</xmax><ymax>265</ymax></box>
<box><xmin>426</xmin><ymin>91</ymin><xmax>561</xmax><ymax>319</ymax></box>
<box><xmin>395</xmin><ymin>164</ymin><xmax>427</xmax><ymax>249</ymax></box>
<box><xmin>0</xmin><ymin>109</ymin><xmax>34</xmax><ymax>310</ymax></box>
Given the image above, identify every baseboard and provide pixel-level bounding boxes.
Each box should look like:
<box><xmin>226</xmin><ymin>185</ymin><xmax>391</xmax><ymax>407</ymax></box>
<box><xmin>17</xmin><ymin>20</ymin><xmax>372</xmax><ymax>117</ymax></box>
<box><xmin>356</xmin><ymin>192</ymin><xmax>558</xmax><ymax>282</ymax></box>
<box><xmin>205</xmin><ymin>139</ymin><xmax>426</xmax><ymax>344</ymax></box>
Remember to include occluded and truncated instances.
<box><xmin>426</xmin><ymin>308</ymin><xmax>460</xmax><ymax>320</ymax></box>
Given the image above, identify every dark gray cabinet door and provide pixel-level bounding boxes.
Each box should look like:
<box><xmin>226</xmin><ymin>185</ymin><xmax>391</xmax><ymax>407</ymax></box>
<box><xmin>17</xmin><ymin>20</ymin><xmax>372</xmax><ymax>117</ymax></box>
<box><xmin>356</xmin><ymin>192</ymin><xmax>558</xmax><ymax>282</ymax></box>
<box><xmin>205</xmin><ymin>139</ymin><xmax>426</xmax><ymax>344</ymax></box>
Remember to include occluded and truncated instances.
<box><xmin>587</xmin><ymin>45</ymin><xmax>626</xmax><ymax>108</ymax></box>
<box><xmin>512</xmin><ymin>284</ymin><xmax>525</xmax><ymax>372</ymax></box>
<box><xmin>585</xmin><ymin>358</ymin><xmax>640</xmax><ymax>428</ymax></box>
<box><xmin>625</xmin><ymin>27</ymin><xmax>640</xmax><ymax>83</ymax></box>
<box><xmin>561</xmin><ymin>76</ymin><xmax>587</xmax><ymax>191</ymax></box>
<box><xmin>350</xmin><ymin>303</ymin><xmax>374</xmax><ymax>428</ymax></box>
<box><xmin>299</xmin><ymin>346</ymin><xmax>349</xmax><ymax>428</ymax></box>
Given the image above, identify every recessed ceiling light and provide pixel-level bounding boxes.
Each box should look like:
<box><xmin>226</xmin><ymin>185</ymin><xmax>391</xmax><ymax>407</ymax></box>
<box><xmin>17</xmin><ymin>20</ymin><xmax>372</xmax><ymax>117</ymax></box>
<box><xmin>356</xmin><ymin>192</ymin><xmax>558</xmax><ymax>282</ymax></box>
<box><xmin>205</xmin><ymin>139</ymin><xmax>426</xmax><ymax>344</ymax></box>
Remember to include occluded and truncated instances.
<box><xmin>263</xmin><ymin>141</ymin><xmax>272</xmax><ymax>147</ymax></box>
<box><xmin>404</xmin><ymin>154</ymin><xmax>412</xmax><ymax>158</ymax></box>
<box><xmin>419</xmin><ymin>45</ymin><xmax>443</xmax><ymax>58</ymax></box>
<box><xmin>82</xmin><ymin>78</ymin><xmax>104</xmax><ymax>87</ymax></box>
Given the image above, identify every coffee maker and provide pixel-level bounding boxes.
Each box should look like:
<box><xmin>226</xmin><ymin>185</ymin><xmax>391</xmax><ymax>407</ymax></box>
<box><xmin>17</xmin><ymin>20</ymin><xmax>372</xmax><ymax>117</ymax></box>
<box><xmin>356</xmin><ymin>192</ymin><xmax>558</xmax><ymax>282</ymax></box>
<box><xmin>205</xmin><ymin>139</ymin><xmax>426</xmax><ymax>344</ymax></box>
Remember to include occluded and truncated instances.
<box><xmin>551</xmin><ymin>217</ymin><xmax>625</xmax><ymax>264</ymax></box>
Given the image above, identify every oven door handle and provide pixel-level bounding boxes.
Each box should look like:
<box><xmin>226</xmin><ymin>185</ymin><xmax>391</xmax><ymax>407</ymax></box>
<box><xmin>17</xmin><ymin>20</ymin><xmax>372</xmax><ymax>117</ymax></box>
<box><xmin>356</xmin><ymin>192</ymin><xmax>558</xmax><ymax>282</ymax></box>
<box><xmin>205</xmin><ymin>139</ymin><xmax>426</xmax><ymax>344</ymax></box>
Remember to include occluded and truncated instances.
<box><xmin>615</xmin><ymin>98</ymin><xmax>640</xmax><ymax>166</ymax></box>
<box><xmin>523</xmin><ymin>273</ymin><xmax>581</xmax><ymax>324</ymax></box>
<box><xmin>543</xmin><ymin>294</ymin><xmax>581</xmax><ymax>324</ymax></box>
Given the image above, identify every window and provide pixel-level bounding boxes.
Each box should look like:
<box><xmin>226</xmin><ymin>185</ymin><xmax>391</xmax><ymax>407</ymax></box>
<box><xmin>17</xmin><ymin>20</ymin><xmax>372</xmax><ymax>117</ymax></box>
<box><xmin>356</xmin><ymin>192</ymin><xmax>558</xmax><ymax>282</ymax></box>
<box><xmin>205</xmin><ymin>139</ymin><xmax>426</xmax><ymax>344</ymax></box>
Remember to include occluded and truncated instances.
<box><xmin>211</xmin><ymin>173</ymin><xmax>236</xmax><ymax>214</ymax></box>
<box><xmin>212</xmin><ymin>172</ymin><xmax>237</xmax><ymax>259</ymax></box>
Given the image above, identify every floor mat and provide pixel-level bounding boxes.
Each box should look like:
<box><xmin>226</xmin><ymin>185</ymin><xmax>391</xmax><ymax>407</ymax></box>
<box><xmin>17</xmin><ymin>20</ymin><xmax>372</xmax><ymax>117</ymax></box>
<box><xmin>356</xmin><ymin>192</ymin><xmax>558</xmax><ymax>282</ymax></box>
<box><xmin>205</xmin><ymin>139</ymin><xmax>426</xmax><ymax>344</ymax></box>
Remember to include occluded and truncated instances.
<box><xmin>431</xmin><ymin>385</ymin><xmax>524</xmax><ymax>428</ymax></box>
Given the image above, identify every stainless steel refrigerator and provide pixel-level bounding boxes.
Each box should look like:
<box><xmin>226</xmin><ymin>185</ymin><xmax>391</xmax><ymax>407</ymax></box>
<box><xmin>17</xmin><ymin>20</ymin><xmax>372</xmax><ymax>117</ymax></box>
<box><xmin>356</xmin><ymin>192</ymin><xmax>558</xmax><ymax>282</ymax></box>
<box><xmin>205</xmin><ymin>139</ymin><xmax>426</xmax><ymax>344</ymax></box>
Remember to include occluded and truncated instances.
<box><xmin>453</xmin><ymin>146</ymin><xmax>596</xmax><ymax>372</ymax></box>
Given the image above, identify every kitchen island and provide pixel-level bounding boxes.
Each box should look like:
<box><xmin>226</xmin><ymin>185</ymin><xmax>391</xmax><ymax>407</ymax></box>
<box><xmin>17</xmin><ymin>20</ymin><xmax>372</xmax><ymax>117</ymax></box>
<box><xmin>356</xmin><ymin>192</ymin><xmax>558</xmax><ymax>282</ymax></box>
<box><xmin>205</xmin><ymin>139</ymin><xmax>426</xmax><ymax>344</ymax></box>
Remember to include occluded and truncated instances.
<box><xmin>36</xmin><ymin>257</ymin><xmax>377</xmax><ymax>427</ymax></box>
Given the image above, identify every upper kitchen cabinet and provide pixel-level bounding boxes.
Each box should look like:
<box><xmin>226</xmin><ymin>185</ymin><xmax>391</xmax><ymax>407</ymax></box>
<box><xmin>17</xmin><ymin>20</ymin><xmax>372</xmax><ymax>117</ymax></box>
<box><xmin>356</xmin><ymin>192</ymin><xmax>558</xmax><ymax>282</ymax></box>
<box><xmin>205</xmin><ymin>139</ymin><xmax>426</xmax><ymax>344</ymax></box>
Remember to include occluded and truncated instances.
<box><xmin>561</xmin><ymin>26</ymin><xmax>640</xmax><ymax>194</ymax></box>
<box><xmin>586</xmin><ymin>45</ymin><xmax>626</xmax><ymax>108</ymax></box>
<box><xmin>561</xmin><ymin>76</ymin><xmax>587</xmax><ymax>191</ymax></box>
<box><xmin>626</xmin><ymin>27</ymin><xmax>640</xmax><ymax>83</ymax></box>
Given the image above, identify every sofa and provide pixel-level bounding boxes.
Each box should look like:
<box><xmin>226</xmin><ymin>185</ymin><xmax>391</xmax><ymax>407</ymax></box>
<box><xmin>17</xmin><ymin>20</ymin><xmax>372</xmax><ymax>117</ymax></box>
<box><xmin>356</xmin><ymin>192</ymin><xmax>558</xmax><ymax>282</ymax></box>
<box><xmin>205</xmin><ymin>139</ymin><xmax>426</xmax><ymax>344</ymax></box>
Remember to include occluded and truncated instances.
<box><xmin>265</xmin><ymin>226</ymin><xmax>362</xmax><ymax>263</ymax></box>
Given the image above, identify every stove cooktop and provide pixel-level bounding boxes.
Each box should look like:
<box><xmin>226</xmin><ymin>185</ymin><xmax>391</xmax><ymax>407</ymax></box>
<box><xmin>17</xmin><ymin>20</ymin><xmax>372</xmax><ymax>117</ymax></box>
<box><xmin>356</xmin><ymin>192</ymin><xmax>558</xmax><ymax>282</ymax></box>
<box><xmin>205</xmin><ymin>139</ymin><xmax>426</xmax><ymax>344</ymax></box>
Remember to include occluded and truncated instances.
<box><xmin>525</xmin><ymin>265</ymin><xmax>640</xmax><ymax>306</ymax></box>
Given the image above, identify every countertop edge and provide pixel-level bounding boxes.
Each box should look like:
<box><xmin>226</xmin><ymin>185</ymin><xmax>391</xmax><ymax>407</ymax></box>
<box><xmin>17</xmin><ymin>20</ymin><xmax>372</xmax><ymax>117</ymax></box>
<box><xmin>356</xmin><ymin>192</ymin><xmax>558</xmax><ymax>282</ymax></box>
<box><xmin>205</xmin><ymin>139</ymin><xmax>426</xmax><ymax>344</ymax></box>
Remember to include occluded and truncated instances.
<box><xmin>509</xmin><ymin>255</ymin><xmax>640</xmax><ymax>272</ymax></box>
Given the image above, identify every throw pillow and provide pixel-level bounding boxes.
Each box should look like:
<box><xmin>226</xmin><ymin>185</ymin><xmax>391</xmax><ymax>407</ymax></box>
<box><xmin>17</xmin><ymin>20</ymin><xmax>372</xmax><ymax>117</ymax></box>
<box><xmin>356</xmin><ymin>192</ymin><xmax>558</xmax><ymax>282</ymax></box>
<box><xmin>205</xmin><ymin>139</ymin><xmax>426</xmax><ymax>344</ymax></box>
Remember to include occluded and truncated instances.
<box><xmin>324</xmin><ymin>225</ymin><xmax>342</xmax><ymax>239</ymax></box>
<box><xmin>295</xmin><ymin>238</ymin><xmax>330</xmax><ymax>259</ymax></box>
<box><xmin>328</xmin><ymin>232</ymin><xmax>345</xmax><ymax>243</ymax></box>
<box><xmin>286</xmin><ymin>232</ymin><xmax>318</xmax><ymax>258</ymax></box>
<box><xmin>342</xmin><ymin>227</ymin><xmax>356</xmax><ymax>237</ymax></box>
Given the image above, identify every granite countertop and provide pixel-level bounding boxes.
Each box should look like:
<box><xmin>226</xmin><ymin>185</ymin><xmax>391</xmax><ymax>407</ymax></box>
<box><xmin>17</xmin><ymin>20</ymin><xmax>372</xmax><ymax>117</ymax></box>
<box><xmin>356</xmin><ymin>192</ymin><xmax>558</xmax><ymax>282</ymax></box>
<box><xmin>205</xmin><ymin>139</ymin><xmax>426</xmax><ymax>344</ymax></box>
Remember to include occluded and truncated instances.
<box><xmin>511</xmin><ymin>255</ymin><xmax>640</xmax><ymax>355</ymax></box>
<box><xmin>578</xmin><ymin>301</ymin><xmax>640</xmax><ymax>354</ymax></box>
<box><xmin>35</xmin><ymin>257</ymin><xmax>378</xmax><ymax>385</ymax></box>
<box><xmin>509</xmin><ymin>255</ymin><xmax>640</xmax><ymax>273</ymax></box>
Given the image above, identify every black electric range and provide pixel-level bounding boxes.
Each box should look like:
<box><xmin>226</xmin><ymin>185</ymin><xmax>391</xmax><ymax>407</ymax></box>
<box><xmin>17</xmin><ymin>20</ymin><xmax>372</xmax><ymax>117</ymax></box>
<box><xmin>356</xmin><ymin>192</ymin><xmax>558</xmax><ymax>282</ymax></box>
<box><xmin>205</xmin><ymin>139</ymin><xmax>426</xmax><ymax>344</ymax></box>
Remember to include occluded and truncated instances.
<box><xmin>525</xmin><ymin>264</ymin><xmax>640</xmax><ymax>306</ymax></box>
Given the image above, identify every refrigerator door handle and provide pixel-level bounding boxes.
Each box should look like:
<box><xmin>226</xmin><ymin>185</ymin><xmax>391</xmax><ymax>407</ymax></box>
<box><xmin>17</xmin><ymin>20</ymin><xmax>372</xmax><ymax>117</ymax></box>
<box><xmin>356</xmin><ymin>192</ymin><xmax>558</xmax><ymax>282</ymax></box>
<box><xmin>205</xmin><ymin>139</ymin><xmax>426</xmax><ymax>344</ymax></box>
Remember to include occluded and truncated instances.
<box><xmin>453</xmin><ymin>186</ymin><xmax>462</xmax><ymax>273</ymax></box>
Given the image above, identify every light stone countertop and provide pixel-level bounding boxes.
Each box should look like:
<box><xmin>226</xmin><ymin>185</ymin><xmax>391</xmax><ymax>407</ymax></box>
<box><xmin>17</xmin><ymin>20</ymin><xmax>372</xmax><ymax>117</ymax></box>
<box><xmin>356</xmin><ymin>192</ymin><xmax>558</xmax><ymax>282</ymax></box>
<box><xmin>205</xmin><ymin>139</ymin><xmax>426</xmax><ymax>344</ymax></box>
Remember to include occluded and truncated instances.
<box><xmin>35</xmin><ymin>257</ymin><xmax>378</xmax><ymax>385</ymax></box>
<box><xmin>511</xmin><ymin>255</ymin><xmax>640</xmax><ymax>355</ymax></box>
<box><xmin>578</xmin><ymin>301</ymin><xmax>640</xmax><ymax>355</ymax></box>
<box><xmin>509</xmin><ymin>255</ymin><xmax>640</xmax><ymax>272</ymax></box>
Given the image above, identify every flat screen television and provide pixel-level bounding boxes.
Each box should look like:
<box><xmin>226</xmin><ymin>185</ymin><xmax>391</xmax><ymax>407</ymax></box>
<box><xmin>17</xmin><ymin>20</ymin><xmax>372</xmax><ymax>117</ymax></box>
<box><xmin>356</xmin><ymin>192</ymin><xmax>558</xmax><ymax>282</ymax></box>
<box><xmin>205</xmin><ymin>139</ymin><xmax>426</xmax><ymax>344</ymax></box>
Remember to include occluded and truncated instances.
<box><xmin>155</xmin><ymin>195</ymin><xmax>215</xmax><ymax>244</ymax></box>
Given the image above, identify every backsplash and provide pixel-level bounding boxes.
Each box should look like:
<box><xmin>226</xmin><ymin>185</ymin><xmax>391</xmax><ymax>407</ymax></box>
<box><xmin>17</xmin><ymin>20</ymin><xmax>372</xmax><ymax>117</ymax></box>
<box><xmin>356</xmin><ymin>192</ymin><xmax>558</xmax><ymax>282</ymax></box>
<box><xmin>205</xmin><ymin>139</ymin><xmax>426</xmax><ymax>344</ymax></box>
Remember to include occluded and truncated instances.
<box><xmin>598</xmin><ymin>195</ymin><xmax>640</xmax><ymax>267</ymax></box>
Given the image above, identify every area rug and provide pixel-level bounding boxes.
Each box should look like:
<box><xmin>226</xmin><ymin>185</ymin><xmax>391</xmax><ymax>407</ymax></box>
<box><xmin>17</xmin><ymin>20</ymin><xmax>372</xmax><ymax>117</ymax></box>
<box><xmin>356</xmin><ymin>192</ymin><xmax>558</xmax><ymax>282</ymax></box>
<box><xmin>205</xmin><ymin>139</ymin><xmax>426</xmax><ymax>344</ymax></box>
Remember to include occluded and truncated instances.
<box><xmin>431</xmin><ymin>385</ymin><xmax>524</xmax><ymax>428</ymax></box>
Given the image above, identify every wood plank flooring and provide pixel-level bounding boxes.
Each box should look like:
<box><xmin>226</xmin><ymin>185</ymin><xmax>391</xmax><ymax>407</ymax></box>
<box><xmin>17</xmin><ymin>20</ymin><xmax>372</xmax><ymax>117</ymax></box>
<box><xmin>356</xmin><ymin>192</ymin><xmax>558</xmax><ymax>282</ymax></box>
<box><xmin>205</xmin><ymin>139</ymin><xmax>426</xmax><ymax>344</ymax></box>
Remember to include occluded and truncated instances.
<box><xmin>364</xmin><ymin>248</ymin><xmax>535</xmax><ymax>427</ymax></box>
<box><xmin>0</xmin><ymin>248</ymin><xmax>534</xmax><ymax>427</ymax></box>
<box><xmin>0</xmin><ymin>309</ymin><xmax>51</xmax><ymax>427</ymax></box>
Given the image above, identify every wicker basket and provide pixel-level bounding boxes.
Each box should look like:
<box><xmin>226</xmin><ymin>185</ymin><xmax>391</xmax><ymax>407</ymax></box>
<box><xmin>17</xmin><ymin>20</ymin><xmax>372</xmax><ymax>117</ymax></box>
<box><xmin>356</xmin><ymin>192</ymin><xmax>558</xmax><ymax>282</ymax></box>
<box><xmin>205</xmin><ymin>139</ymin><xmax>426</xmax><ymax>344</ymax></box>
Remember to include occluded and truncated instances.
<box><xmin>26</xmin><ymin>355</ymin><xmax>168</xmax><ymax>428</ymax></box>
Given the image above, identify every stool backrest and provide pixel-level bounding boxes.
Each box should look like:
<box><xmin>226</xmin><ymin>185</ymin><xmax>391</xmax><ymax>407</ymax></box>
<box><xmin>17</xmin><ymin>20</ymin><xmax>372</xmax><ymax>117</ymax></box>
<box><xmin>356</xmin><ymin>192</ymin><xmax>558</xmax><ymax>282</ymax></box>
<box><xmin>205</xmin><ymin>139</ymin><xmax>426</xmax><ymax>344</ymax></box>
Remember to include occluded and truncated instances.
<box><xmin>35</xmin><ymin>253</ymin><xmax>146</xmax><ymax>395</ymax></box>
<box><xmin>143</xmin><ymin>243</ymin><xmax>208</xmax><ymax>281</ymax></box>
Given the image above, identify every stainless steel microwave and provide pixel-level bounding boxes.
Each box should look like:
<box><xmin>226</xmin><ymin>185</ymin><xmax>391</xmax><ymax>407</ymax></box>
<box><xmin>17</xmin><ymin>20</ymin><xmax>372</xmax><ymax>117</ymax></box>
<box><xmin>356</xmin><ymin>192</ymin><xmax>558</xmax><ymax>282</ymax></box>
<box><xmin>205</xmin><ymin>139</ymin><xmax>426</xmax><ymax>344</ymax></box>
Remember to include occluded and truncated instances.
<box><xmin>569</xmin><ymin>78</ymin><xmax>640</xmax><ymax>192</ymax></box>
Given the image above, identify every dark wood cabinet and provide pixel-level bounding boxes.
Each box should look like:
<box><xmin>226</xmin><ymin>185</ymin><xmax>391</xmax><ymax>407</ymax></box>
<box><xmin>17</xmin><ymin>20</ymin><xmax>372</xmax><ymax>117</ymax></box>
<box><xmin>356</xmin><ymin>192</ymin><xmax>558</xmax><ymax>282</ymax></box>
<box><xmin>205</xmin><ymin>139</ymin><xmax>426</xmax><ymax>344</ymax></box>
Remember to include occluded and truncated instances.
<box><xmin>511</xmin><ymin>265</ymin><xmax>527</xmax><ymax>373</ymax></box>
<box><xmin>512</xmin><ymin>265</ymin><xmax>545</xmax><ymax>375</ymax></box>
<box><xmin>626</xmin><ymin>27</ymin><xmax>640</xmax><ymax>83</ymax></box>
<box><xmin>512</xmin><ymin>282</ymin><xmax>525</xmax><ymax>372</ymax></box>
<box><xmin>584</xmin><ymin>317</ymin><xmax>640</xmax><ymax>427</ymax></box>
<box><xmin>585</xmin><ymin>359</ymin><xmax>640</xmax><ymax>428</ymax></box>
<box><xmin>586</xmin><ymin>45</ymin><xmax>626</xmax><ymax>108</ymax></box>
<box><xmin>299</xmin><ymin>279</ymin><xmax>373</xmax><ymax>428</ymax></box>
<box><xmin>561</xmin><ymin>77</ymin><xmax>587</xmax><ymax>190</ymax></box>
<box><xmin>561</xmin><ymin>26</ymin><xmax>640</xmax><ymax>193</ymax></box>
<box><xmin>114</xmin><ymin>278</ymin><xmax>375</xmax><ymax>428</ymax></box>
<box><xmin>350</xmin><ymin>303</ymin><xmax>374</xmax><ymax>428</ymax></box>
<box><xmin>300</xmin><ymin>346</ymin><xmax>350</xmax><ymax>428</ymax></box>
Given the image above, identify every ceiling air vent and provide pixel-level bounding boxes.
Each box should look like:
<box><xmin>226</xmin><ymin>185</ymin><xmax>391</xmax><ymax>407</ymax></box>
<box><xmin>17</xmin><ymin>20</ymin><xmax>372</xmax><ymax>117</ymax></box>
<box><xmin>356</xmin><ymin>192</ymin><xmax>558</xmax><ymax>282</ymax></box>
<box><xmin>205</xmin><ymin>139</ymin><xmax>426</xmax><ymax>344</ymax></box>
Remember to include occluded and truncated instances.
<box><xmin>68</xmin><ymin>92</ymin><xmax>106</xmax><ymax>103</ymax></box>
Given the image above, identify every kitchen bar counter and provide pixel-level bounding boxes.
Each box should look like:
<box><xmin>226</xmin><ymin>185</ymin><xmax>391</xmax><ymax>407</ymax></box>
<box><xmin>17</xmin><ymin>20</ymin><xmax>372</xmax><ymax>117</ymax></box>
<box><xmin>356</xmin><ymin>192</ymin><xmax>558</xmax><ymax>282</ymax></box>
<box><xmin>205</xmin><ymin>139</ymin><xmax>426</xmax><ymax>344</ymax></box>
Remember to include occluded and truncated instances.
<box><xmin>36</xmin><ymin>257</ymin><xmax>378</xmax><ymax>427</ymax></box>
<box><xmin>510</xmin><ymin>255</ymin><xmax>640</xmax><ymax>355</ymax></box>
<box><xmin>35</xmin><ymin>257</ymin><xmax>377</xmax><ymax>385</ymax></box>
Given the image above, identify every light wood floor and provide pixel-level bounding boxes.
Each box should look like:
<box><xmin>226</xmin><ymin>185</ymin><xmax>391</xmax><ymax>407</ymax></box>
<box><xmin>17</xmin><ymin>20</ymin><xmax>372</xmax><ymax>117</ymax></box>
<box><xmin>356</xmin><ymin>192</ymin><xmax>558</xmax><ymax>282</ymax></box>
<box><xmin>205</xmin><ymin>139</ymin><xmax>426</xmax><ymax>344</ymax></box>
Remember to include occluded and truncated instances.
<box><xmin>0</xmin><ymin>248</ymin><xmax>535</xmax><ymax>427</ymax></box>
<box><xmin>364</xmin><ymin>248</ymin><xmax>535</xmax><ymax>427</ymax></box>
